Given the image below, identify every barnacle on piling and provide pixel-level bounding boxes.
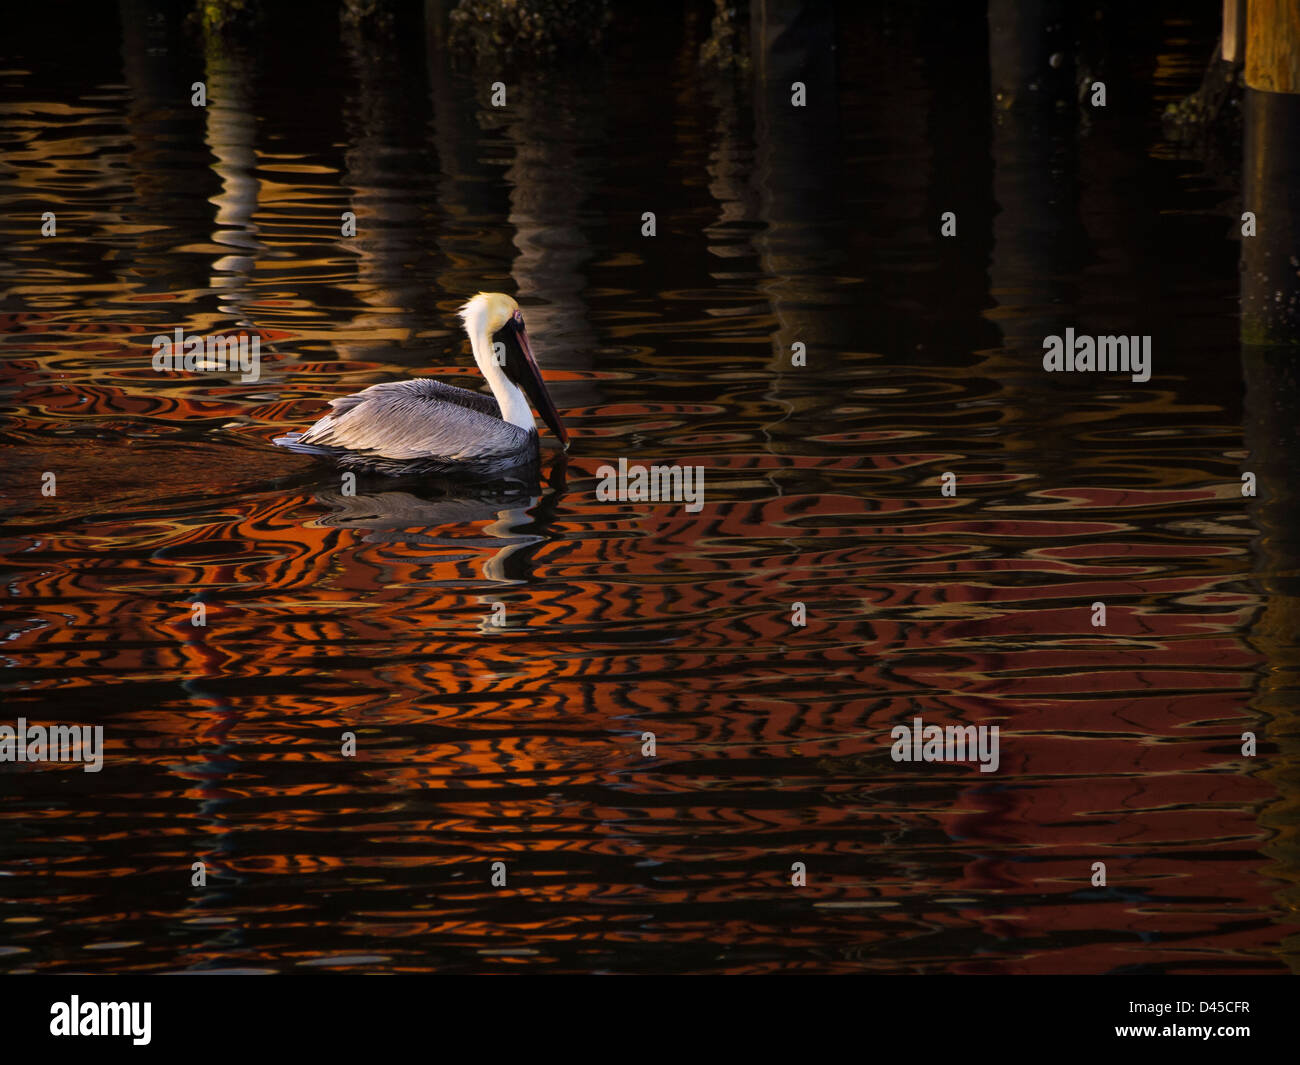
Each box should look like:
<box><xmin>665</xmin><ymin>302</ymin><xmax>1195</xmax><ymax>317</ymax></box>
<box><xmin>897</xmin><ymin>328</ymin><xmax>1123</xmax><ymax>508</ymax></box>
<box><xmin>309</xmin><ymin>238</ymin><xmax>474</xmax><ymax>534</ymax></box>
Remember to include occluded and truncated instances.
<box><xmin>446</xmin><ymin>0</ymin><xmax>612</xmax><ymax>65</ymax></box>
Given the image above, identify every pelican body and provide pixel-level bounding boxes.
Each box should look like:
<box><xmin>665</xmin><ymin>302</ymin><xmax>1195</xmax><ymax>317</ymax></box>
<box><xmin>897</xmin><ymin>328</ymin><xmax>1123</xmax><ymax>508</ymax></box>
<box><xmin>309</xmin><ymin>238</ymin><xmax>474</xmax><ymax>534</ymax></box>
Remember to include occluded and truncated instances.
<box><xmin>274</xmin><ymin>293</ymin><xmax>567</xmax><ymax>477</ymax></box>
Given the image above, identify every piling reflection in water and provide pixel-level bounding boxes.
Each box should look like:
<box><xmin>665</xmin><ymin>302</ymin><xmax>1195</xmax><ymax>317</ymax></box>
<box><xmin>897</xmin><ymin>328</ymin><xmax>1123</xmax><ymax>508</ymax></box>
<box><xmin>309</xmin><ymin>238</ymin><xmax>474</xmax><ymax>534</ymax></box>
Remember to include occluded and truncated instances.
<box><xmin>0</xmin><ymin>3</ymin><xmax>1295</xmax><ymax>974</ymax></box>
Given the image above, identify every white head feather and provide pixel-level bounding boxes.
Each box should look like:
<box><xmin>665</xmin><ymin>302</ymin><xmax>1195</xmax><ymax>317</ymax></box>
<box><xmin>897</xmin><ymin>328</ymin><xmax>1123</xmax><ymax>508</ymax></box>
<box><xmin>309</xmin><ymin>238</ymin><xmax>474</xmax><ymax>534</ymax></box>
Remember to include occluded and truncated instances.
<box><xmin>457</xmin><ymin>292</ymin><xmax>534</xmax><ymax>433</ymax></box>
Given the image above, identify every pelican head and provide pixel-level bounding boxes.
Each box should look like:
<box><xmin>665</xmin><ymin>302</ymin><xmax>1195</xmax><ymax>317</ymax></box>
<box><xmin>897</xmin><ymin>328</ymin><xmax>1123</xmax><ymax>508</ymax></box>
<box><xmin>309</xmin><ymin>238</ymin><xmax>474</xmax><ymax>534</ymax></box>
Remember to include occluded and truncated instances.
<box><xmin>459</xmin><ymin>292</ymin><xmax>568</xmax><ymax>447</ymax></box>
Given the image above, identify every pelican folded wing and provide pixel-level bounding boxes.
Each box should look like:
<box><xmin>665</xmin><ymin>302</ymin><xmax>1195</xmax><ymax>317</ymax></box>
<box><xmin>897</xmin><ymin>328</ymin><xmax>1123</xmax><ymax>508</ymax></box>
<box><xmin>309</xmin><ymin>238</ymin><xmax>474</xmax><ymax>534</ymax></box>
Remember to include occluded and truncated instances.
<box><xmin>295</xmin><ymin>379</ymin><xmax>533</xmax><ymax>473</ymax></box>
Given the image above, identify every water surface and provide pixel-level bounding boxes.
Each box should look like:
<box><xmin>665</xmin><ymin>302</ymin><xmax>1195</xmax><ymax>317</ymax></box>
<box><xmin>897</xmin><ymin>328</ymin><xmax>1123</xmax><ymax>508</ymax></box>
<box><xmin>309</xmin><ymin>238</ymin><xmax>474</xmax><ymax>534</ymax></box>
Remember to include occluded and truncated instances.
<box><xmin>1</xmin><ymin>1</ymin><xmax>1296</xmax><ymax>974</ymax></box>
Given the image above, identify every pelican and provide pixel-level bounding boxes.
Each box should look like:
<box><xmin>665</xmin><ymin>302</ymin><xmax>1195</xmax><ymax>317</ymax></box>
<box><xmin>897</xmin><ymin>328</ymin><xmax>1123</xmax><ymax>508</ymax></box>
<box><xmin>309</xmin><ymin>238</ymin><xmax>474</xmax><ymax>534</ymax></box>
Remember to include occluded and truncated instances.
<box><xmin>274</xmin><ymin>292</ymin><xmax>568</xmax><ymax>477</ymax></box>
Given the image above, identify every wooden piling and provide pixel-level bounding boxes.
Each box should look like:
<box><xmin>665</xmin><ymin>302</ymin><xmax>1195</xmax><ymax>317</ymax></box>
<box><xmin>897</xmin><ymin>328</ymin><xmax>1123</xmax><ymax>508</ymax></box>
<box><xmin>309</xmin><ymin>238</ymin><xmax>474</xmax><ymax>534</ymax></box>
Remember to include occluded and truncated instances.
<box><xmin>1223</xmin><ymin>0</ymin><xmax>1246</xmax><ymax>64</ymax></box>
<box><xmin>1246</xmin><ymin>0</ymin><xmax>1300</xmax><ymax>92</ymax></box>
<box><xmin>1242</xmin><ymin>1</ymin><xmax>1300</xmax><ymax>343</ymax></box>
<box><xmin>1241</xmin><ymin>90</ymin><xmax>1300</xmax><ymax>344</ymax></box>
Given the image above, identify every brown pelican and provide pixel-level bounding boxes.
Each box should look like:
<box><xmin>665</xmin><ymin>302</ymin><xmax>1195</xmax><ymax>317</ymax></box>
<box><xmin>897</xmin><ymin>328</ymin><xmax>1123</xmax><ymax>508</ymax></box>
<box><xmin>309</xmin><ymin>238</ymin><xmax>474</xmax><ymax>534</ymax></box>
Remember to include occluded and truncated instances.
<box><xmin>274</xmin><ymin>292</ymin><xmax>568</xmax><ymax>477</ymax></box>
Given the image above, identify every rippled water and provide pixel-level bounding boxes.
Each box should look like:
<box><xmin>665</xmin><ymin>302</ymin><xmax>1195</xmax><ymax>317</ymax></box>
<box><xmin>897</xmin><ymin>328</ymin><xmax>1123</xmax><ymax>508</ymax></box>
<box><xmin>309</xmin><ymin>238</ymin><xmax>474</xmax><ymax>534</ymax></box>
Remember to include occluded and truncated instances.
<box><xmin>1</xmin><ymin>2</ymin><xmax>1297</xmax><ymax>974</ymax></box>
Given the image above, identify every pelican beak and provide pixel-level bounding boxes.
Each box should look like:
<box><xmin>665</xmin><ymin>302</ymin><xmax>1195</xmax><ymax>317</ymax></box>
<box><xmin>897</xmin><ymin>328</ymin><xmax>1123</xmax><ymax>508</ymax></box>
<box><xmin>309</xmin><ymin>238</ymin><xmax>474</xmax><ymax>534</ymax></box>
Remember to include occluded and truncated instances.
<box><xmin>508</xmin><ymin>315</ymin><xmax>569</xmax><ymax>448</ymax></box>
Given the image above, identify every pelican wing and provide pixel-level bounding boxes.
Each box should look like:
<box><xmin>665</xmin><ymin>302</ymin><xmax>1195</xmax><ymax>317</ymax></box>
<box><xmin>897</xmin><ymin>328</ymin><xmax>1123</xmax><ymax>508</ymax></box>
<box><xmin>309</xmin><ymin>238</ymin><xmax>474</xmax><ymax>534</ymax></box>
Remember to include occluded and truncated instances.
<box><xmin>298</xmin><ymin>378</ymin><xmax>529</xmax><ymax>461</ymax></box>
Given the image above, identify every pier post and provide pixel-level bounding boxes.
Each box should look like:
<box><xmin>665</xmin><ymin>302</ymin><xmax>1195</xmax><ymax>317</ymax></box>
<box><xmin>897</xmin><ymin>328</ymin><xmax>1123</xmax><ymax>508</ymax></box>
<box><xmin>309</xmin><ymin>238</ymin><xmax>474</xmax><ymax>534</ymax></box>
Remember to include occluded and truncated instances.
<box><xmin>1241</xmin><ymin>0</ymin><xmax>1300</xmax><ymax>344</ymax></box>
<box><xmin>1223</xmin><ymin>0</ymin><xmax>1246</xmax><ymax>64</ymax></box>
<box><xmin>1246</xmin><ymin>0</ymin><xmax>1300</xmax><ymax>92</ymax></box>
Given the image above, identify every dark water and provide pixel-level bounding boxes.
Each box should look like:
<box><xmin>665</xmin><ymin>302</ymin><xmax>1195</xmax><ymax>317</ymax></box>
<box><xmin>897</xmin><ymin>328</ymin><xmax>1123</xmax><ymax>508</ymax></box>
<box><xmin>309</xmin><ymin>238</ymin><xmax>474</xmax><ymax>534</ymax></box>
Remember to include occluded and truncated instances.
<box><xmin>1</xmin><ymin>1</ymin><xmax>1297</xmax><ymax>974</ymax></box>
